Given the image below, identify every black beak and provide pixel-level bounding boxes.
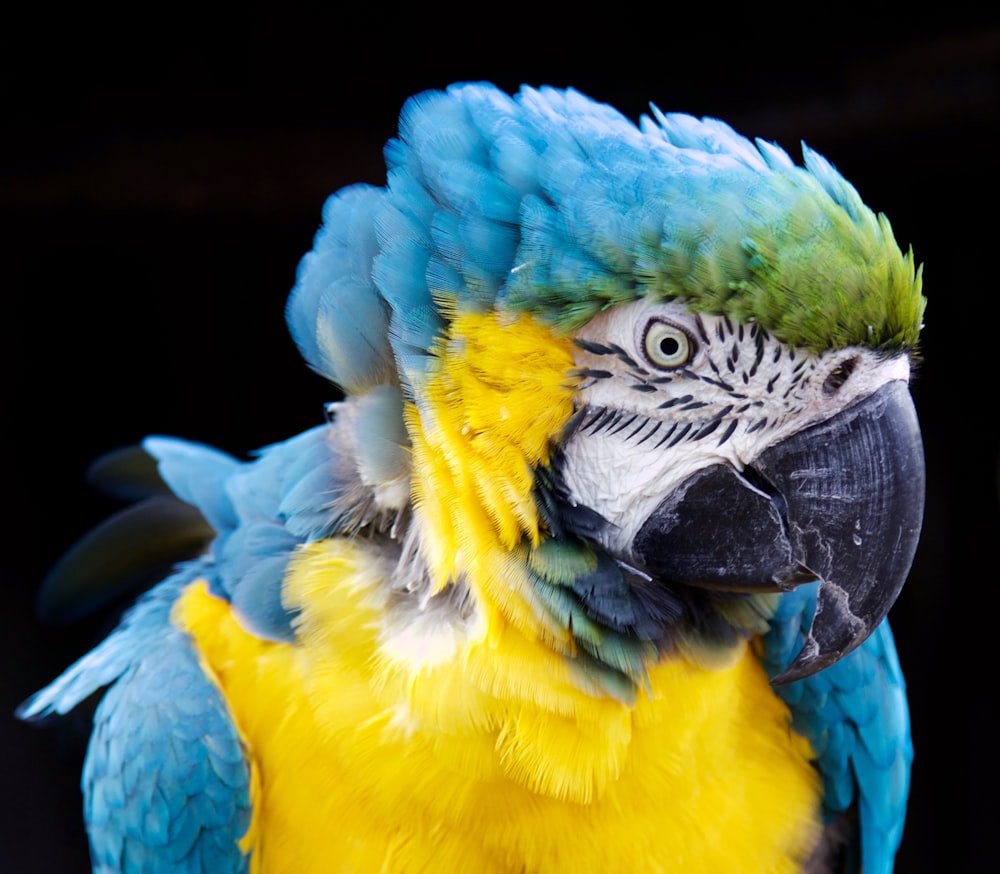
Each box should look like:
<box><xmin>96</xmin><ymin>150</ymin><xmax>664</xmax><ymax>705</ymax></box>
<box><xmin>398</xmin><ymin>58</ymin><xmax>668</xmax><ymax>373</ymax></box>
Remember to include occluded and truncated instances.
<box><xmin>632</xmin><ymin>380</ymin><xmax>924</xmax><ymax>683</ymax></box>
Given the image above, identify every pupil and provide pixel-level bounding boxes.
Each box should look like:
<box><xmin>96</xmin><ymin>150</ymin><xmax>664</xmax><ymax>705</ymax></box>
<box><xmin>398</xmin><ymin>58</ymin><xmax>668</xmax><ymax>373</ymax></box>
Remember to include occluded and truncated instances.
<box><xmin>660</xmin><ymin>337</ymin><xmax>679</xmax><ymax>357</ymax></box>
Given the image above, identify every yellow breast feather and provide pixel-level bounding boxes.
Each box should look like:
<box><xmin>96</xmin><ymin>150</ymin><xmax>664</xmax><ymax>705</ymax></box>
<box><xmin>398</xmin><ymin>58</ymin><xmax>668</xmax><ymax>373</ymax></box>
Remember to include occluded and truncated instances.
<box><xmin>175</xmin><ymin>538</ymin><xmax>821</xmax><ymax>873</ymax></box>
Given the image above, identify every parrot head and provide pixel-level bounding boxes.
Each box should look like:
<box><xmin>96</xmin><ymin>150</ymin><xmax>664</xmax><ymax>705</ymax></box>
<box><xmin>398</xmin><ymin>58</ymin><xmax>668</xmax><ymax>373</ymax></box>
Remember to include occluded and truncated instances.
<box><xmin>287</xmin><ymin>83</ymin><xmax>924</xmax><ymax>694</ymax></box>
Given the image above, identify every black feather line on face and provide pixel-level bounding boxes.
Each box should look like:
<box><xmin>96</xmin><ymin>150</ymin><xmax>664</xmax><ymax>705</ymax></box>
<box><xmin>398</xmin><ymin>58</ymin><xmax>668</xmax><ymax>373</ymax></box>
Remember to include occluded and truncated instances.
<box><xmin>608</xmin><ymin>343</ymin><xmax>640</xmax><ymax>369</ymax></box>
<box><xmin>657</xmin><ymin>394</ymin><xmax>694</xmax><ymax>410</ymax></box>
<box><xmin>654</xmin><ymin>423</ymin><xmax>679</xmax><ymax>448</ymax></box>
<box><xmin>574</xmin><ymin>338</ymin><xmax>618</xmax><ymax>356</ymax></box>
<box><xmin>635</xmin><ymin>421</ymin><xmax>662</xmax><ymax>446</ymax></box>
<box><xmin>716</xmin><ymin>419</ymin><xmax>739</xmax><ymax>446</ymax></box>
<box><xmin>699</xmin><ymin>374</ymin><xmax>735</xmax><ymax>392</ymax></box>
<box><xmin>608</xmin><ymin>413</ymin><xmax>639</xmax><ymax>436</ymax></box>
<box><xmin>580</xmin><ymin>408</ymin><xmax>614</xmax><ymax>434</ymax></box>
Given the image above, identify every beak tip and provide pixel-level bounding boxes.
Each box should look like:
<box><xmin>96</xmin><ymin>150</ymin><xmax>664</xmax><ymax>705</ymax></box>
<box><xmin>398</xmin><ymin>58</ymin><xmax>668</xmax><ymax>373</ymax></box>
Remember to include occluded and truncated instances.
<box><xmin>769</xmin><ymin>636</ymin><xmax>841</xmax><ymax>685</ymax></box>
<box><xmin>770</xmin><ymin>576</ymin><xmax>878</xmax><ymax>684</ymax></box>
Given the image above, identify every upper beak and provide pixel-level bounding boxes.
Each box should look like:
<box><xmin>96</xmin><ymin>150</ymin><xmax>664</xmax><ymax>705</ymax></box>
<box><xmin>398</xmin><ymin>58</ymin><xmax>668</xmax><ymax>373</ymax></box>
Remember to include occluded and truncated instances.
<box><xmin>631</xmin><ymin>380</ymin><xmax>925</xmax><ymax>684</ymax></box>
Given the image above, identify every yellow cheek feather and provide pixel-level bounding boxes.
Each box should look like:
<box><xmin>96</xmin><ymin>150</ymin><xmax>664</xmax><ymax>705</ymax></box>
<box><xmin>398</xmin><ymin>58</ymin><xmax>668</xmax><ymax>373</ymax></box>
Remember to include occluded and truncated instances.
<box><xmin>405</xmin><ymin>309</ymin><xmax>580</xmax><ymax>648</ymax></box>
<box><xmin>175</xmin><ymin>537</ymin><xmax>823</xmax><ymax>873</ymax></box>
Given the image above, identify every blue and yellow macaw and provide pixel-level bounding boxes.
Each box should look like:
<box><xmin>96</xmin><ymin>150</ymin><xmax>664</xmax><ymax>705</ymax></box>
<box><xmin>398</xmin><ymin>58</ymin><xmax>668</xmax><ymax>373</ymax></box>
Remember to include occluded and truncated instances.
<box><xmin>21</xmin><ymin>83</ymin><xmax>924</xmax><ymax>873</ymax></box>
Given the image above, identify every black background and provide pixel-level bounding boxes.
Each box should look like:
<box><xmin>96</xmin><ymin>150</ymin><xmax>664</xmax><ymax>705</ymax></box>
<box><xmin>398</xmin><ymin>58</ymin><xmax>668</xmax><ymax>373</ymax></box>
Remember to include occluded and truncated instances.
<box><xmin>3</xmin><ymin>5</ymin><xmax>998</xmax><ymax>871</ymax></box>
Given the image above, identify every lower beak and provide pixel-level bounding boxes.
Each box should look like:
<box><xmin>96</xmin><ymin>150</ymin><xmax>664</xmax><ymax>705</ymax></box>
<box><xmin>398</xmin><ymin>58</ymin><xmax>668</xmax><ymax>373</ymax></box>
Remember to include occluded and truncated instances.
<box><xmin>632</xmin><ymin>380</ymin><xmax>924</xmax><ymax>683</ymax></box>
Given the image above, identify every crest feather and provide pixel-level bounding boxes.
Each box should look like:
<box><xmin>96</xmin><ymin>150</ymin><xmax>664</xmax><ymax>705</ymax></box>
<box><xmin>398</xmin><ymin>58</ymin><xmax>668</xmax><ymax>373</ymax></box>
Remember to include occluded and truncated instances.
<box><xmin>289</xmin><ymin>82</ymin><xmax>925</xmax><ymax>397</ymax></box>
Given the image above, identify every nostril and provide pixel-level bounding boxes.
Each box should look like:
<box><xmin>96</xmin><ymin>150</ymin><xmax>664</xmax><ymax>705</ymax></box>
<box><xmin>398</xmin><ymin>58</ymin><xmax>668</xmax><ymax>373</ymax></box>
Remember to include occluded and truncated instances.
<box><xmin>823</xmin><ymin>356</ymin><xmax>857</xmax><ymax>395</ymax></box>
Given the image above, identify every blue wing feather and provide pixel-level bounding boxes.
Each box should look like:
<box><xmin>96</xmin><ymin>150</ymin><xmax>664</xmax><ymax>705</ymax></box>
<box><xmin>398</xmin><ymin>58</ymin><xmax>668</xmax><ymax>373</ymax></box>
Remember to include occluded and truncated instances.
<box><xmin>140</xmin><ymin>438</ymin><xmax>241</xmax><ymax>534</ymax></box>
<box><xmin>140</xmin><ymin>425</ymin><xmax>341</xmax><ymax>642</ymax></box>
<box><xmin>761</xmin><ymin>584</ymin><xmax>912</xmax><ymax>874</ymax></box>
<box><xmin>22</xmin><ymin>570</ymin><xmax>253</xmax><ymax>873</ymax></box>
<box><xmin>20</xmin><ymin>424</ymin><xmax>353</xmax><ymax>870</ymax></box>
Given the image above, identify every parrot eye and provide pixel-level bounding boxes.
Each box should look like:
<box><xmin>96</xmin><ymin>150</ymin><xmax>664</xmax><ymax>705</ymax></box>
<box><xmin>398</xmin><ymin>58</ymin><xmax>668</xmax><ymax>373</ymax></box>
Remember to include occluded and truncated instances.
<box><xmin>642</xmin><ymin>320</ymin><xmax>695</xmax><ymax>370</ymax></box>
<box><xmin>823</xmin><ymin>356</ymin><xmax>858</xmax><ymax>395</ymax></box>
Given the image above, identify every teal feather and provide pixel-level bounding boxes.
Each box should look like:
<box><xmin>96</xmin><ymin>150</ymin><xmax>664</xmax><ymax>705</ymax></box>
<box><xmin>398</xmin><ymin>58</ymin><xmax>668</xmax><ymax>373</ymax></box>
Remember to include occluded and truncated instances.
<box><xmin>762</xmin><ymin>584</ymin><xmax>911</xmax><ymax>874</ymax></box>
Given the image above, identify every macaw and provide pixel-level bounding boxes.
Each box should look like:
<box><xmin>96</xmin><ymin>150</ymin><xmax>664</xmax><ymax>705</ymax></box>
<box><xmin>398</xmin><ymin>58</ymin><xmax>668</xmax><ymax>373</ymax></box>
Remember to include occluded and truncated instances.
<box><xmin>20</xmin><ymin>82</ymin><xmax>925</xmax><ymax>873</ymax></box>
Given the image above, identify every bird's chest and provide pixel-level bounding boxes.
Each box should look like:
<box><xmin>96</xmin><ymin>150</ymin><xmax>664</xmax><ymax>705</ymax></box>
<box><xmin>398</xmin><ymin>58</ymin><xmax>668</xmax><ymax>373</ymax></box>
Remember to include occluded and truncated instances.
<box><xmin>174</xmin><ymin>549</ymin><xmax>822</xmax><ymax>873</ymax></box>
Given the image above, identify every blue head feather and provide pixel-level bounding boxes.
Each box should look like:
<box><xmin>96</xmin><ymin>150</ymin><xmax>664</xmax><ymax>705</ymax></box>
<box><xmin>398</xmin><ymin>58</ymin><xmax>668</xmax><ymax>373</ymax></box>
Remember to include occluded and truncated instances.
<box><xmin>287</xmin><ymin>83</ymin><xmax>923</xmax><ymax>399</ymax></box>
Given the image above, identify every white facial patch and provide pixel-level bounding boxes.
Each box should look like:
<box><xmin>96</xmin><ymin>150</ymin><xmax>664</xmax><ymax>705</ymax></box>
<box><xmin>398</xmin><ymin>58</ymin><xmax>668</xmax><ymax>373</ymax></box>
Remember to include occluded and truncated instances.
<box><xmin>560</xmin><ymin>299</ymin><xmax>912</xmax><ymax>558</ymax></box>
